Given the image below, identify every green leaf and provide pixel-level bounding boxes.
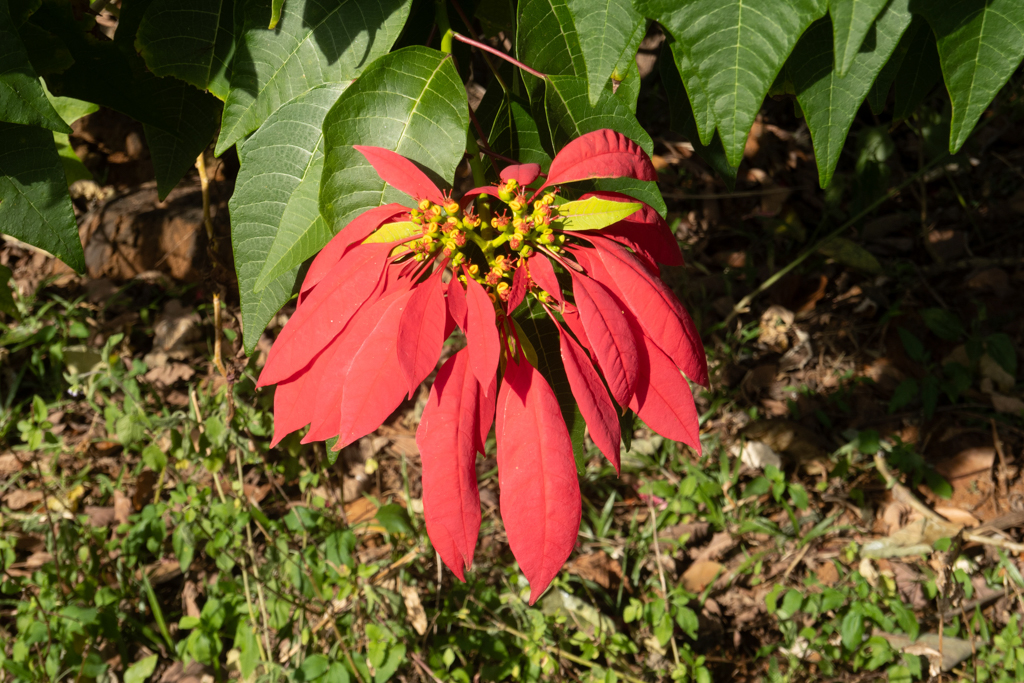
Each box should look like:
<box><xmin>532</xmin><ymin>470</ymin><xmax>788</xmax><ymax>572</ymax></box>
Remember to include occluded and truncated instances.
<box><xmin>897</xmin><ymin>327</ymin><xmax>927</xmax><ymax>363</ymax></box>
<box><xmin>0</xmin><ymin>265</ymin><xmax>17</xmax><ymax>318</ymax></box>
<box><xmin>235</xmin><ymin>622</ymin><xmax>260</xmax><ymax>679</ymax></box>
<box><xmin>142</xmin><ymin>444</ymin><xmax>167</xmax><ymax>472</ymax></box>
<box><xmin>841</xmin><ymin>604</ymin><xmax>865</xmax><ymax>650</ymax></box>
<box><xmin>231</xmin><ymin>83</ymin><xmax>347</xmax><ymax>352</ymax></box>
<box><xmin>558</xmin><ymin>196</ymin><xmax>641</xmax><ymax>231</ymax></box>
<box><xmin>362</xmin><ymin>221</ymin><xmax>419</xmax><ymax>247</ymax></box>
<box><xmin>123</xmin><ymin>654</ymin><xmax>159</xmax><ymax>683</ymax></box>
<box><xmin>215</xmin><ymin>0</ymin><xmax>412</xmax><ymax>155</ymax></box>
<box><xmin>0</xmin><ymin>0</ymin><xmax>70</xmax><ymax>132</ymax></box>
<box><xmin>269</xmin><ymin>0</ymin><xmax>284</xmax><ymax>28</ymax></box>
<box><xmin>320</xmin><ymin>46</ymin><xmax>469</xmax><ymax>233</ymax></box>
<box><xmin>828</xmin><ymin>0</ymin><xmax>888</xmax><ymax>77</ymax></box>
<box><xmin>659</xmin><ymin>40</ymin><xmax>738</xmax><ymax>186</ymax></box>
<box><xmin>638</xmin><ymin>0</ymin><xmax>827</xmax><ymax>166</ymax></box>
<box><xmin>888</xmin><ymin>378</ymin><xmax>918</xmax><ymax>412</ymax></box>
<box><xmin>516</xmin><ymin>0</ymin><xmax>586</xmax><ymax>97</ymax></box>
<box><xmin>375</xmin><ymin>504</ymin><xmax>414</xmax><ymax>536</ymax></box>
<box><xmin>297</xmin><ymin>654</ymin><xmax>331</xmax><ymax>681</ymax></box>
<box><xmin>920</xmin><ymin>307</ymin><xmax>963</xmax><ymax>341</ymax></box>
<box><xmin>0</xmin><ymin>122</ymin><xmax>84</xmax><ymax>272</ymax></box>
<box><xmin>172</xmin><ymin>524</ymin><xmax>196</xmax><ymax>573</ymax></box>
<box><xmin>985</xmin><ymin>333</ymin><xmax>1017</xmax><ymax>376</ymax></box>
<box><xmin>513</xmin><ymin>297</ymin><xmax>588</xmax><ymax>469</ymax></box>
<box><xmin>43</xmin><ymin>82</ymin><xmax>98</xmax><ymax>185</ymax></box>
<box><xmin>136</xmin><ymin>0</ymin><xmax>237</xmax><ymax>100</ymax></box>
<box><xmin>658</xmin><ymin>29</ymin><xmax>715</xmax><ymax>145</ymax></box>
<box><xmin>791</xmin><ymin>4</ymin><xmax>912</xmax><ymax>187</ymax></box>
<box><xmin>890</xmin><ymin>17</ymin><xmax>942</xmax><ymax>121</ymax></box>
<box><xmin>915</xmin><ymin>0</ymin><xmax>1024</xmax><ymax>153</ymax></box>
<box><xmin>542</xmin><ymin>73</ymin><xmax>662</xmax><ymax>213</ymax></box>
<box><xmin>817</xmin><ymin>236</ymin><xmax>881</xmax><ymax>273</ymax></box>
<box><xmin>35</xmin><ymin>7</ymin><xmax>219</xmax><ymax>200</ymax></box>
<box><xmin>566</xmin><ymin>0</ymin><xmax>644</xmax><ymax>105</ymax></box>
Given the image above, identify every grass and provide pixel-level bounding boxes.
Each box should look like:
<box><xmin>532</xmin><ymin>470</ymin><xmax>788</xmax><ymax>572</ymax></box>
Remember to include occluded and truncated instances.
<box><xmin>3</xmin><ymin>94</ymin><xmax>1024</xmax><ymax>681</ymax></box>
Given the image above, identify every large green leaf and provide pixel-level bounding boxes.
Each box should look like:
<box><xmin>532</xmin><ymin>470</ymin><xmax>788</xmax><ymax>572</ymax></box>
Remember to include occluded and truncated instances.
<box><xmin>828</xmin><ymin>0</ymin><xmax>888</xmax><ymax>77</ymax></box>
<box><xmin>659</xmin><ymin>41</ymin><xmax>737</xmax><ymax>186</ymax></box>
<box><xmin>791</xmin><ymin>2</ymin><xmax>912</xmax><ymax>187</ymax></box>
<box><xmin>215</xmin><ymin>0</ymin><xmax>412</xmax><ymax>155</ymax></box>
<box><xmin>43</xmin><ymin>82</ymin><xmax>99</xmax><ymax>184</ymax></box>
<box><xmin>319</xmin><ymin>47</ymin><xmax>469</xmax><ymax>233</ymax></box>
<box><xmin>566</xmin><ymin>0</ymin><xmax>645</xmax><ymax>105</ymax></box>
<box><xmin>661</xmin><ymin>33</ymin><xmax>715</xmax><ymax>145</ymax></box>
<box><xmin>916</xmin><ymin>0</ymin><xmax>1024</xmax><ymax>153</ymax></box>
<box><xmin>253</xmin><ymin>85</ymin><xmax>348</xmax><ymax>292</ymax></box>
<box><xmin>890</xmin><ymin>16</ymin><xmax>942</xmax><ymax>121</ymax></box>
<box><xmin>0</xmin><ymin>0</ymin><xmax>69</xmax><ymax>132</ymax></box>
<box><xmin>543</xmin><ymin>73</ymin><xmax>665</xmax><ymax>215</ymax></box>
<box><xmin>516</xmin><ymin>0</ymin><xmax>586</xmax><ymax>97</ymax></box>
<box><xmin>639</xmin><ymin>0</ymin><xmax>827</xmax><ymax>166</ymax></box>
<box><xmin>31</xmin><ymin>3</ymin><xmax>219</xmax><ymax>199</ymax></box>
<box><xmin>136</xmin><ymin>0</ymin><xmax>236</xmax><ymax>99</ymax></box>
<box><xmin>0</xmin><ymin>122</ymin><xmax>84</xmax><ymax>272</ymax></box>
<box><xmin>233</xmin><ymin>84</ymin><xmax>348</xmax><ymax>352</ymax></box>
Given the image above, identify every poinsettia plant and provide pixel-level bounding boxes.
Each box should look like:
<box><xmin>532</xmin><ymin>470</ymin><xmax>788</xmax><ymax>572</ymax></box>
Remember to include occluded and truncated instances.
<box><xmin>258</xmin><ymin>129</ymin><xmax>708</xmax><ymax>601</ymax></box>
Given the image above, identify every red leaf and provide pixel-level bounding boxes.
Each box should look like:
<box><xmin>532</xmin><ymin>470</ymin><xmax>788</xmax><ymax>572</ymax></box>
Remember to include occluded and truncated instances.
<box><xmin>258</xmin><ymin>242</ymin><xmax>392</xmax><ymax>386</ymax></box>
<box><xmin>570</xmin><ymin>272</ymin><xmax>639</xmax><ymax>407</ymax></box>
<box><xmin>584</xmin><ymin>238</ymin><xmax>708</xmax><ymax>387</ymax></box>
<box><xmin>269</xmin><ymin>351</ymin><xmax>329</xmax><ymax>446</ymax></box>
<box><xmin>507</xmin><ymin>265</ymin><xmax>527</xmax><ymax>313</ymax></box>
<box><xmin>500</xmin><ymin>163</ymin><xmax>541</xmax><ymax>186</ymax></box>
<box><xmin>301</xmin><ymin>203</ymin><xmax>407</xmax><ymax>295</ymax></box>
<box><xmin>460</xmin><ymin>186</ymin><xmax>502</xmax><ymax>207</ymax></box>
<box><xmin>302</xmin><ymin>289</ymin><xmax>411</xmax><ymax>445</ymax></box>
<box><xmin>447</xmin><ymin>276</ymin><xmax>468</xmax><ymax>329</ymax></box>
<box><xmin>629</xmin><ymin>330</ymin><xmax>702</xmax><ymax>454</ymax></box>
<box><xmin>580</xmin><ymin>191</ymin><xmax>683</xmax><ymax>267</ymax></box>
<box><xmin>463</xmin><ymin>275</ymin><xmax>500</xmax><ymax>396</ymax></box>
<box><xmin>527</xmin><ymin>254</ymin><xmax>561</xmax><ymax>299</ymax></box>
<box><xmin>557</xmin><ymin>325</ymin><xmax>621</xmax><ymax>472</ymax></box>
<box><xmin>540</xmin><ymin>129</ymin><xmax>656</xmax><ymax>191</ymax></box>
<box><xmin>354</xmin><ymin>146</ymin><xmax>444</xmax><ymax>204</ymax></box>
<box><xmin>559</xmin><ymin>302</ymin><xmax>591</xmax><ymax>351</ymax></box>
<box><xmin>417</xmin><ymin>350</ymin><xmax>485</xmax><ymax>580</ymax></box>
<box><xmin>496</xmin><ymin>355</ymin><xmax>581</xmax><ymax>604</ymax></box>
<box><xmin>397</xmin><ymin>269</ymin><xmax>447</xmax><ymax>398</ymax></box>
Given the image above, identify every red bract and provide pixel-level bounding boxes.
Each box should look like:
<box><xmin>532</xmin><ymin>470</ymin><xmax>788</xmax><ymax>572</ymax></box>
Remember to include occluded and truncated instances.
<box><xmin>259</xmin><ymin>129</ymin><xmax>707</xmax><ymax>603</ymax></box>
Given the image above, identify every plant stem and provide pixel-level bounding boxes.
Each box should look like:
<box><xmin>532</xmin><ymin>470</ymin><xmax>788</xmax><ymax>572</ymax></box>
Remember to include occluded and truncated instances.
<box><xmin>451</xmin><ymin>32</ymin><xmax>547</xmax><ymax>80</ymax></box>
<box><xmin>448</xmin><ymin>0</ymin><xmax>509</xmax><ymax>92</ymax></box>
<box><xmin>435</xmin><ymin>1</ymin><xmax>453</xmax><ymax>54</ymax></box>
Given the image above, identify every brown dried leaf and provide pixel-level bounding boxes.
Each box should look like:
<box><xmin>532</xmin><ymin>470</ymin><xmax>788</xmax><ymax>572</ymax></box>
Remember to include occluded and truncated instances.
<box><xmin>113</xmin><ymin>490</ymin><xmax>131</xmax><ymax>525</ymax></box>
<box><xmin>568</xmin><ymin>551</ymin><xmax>624</xmax><ymax>589</ymax></box>
<box><xmin>401</xmin><ymin>585</ymin><xmax>428</xmax><ymax>635</ymax></box>
<box><xmin>682</xmin><ymin>560</ymin><xmax>725</xmax><ymax>592</ymax></box>
<box><xmin>4</xmin><ymin>489</ymin><xmax>43</xmax><ymax>510</ymax></box>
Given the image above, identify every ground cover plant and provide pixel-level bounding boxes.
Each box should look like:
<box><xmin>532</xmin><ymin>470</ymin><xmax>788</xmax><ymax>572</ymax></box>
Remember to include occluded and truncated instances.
<box><xmin>2</xmin><ymin>0</ymin><xmax>1024</xmax><ymax>681</ymax></box>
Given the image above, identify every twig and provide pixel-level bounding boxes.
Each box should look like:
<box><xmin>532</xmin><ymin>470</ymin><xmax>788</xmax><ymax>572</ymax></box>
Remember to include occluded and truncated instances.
<box><xmin>992</xmin><ymin>419</ymin><xmax>1010</xmax><ymax>503</ymax></box>
<box><xmin>195</xmin><ymin>151</ymin><xmax>215</xmax><ymax>242</ymax></box>
<box><xmin>212</xmin><ymin>292</ymin><xmax>227</xmax><ymax>378</ymax></box>
<box><xmin>874</xmin><ymin>454</ymin><xmax>1024</xmax><ymax>554</ymax></box>
<box><xmin>647</xmin><ymin>497</ymin><xmax>680</xmax><ymax>668</ymax></box>
<box><xmin>236</xmin><ymin>451</ymin><xmax>270</xmax><ymax>667</ymax></box>
<box><xmin>451</xmin><ymin>32</ymin><xmax>547</xmax><ymax>80</ymax></box>
<box><xmin>447</xmin><ymin>0</ymin><xmax>508</xmax><ymax>92</ymax></box>
<box><xmin>410</xmin><ymin>652</ymin><xmax>445</xmax><ymax>683</ymax></box>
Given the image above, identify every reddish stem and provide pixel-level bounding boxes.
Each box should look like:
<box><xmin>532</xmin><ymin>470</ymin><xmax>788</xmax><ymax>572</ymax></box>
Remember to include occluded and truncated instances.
<box><xmin>451</xmin><ymin>32</ymin><xmax>547</xmax><ymax>81</ymax></box>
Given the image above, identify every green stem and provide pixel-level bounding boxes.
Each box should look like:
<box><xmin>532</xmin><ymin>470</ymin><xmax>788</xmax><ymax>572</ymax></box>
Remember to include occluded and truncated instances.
<box><xmin>435</xmin><ymin>0</ymin><xmax>452</xmax><ymax>54</ymax></box>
